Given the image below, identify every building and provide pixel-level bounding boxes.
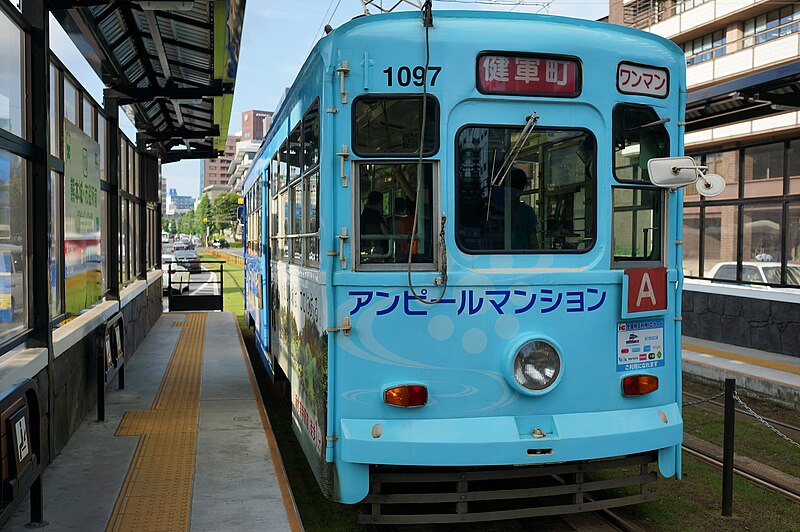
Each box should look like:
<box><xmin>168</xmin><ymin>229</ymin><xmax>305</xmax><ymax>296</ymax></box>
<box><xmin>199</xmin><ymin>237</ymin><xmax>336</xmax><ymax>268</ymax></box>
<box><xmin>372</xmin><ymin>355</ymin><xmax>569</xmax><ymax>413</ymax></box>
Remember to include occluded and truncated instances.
<box><xmin>227</xmin><ymin>139</ymin><xmax>262</xmax><ymax>194</ymax></box>
<box><xmin>160</xmin><ymin>175</ymin><xmax>167</xmax><ymax>215</ymax></box>
<box><xmin>201</xmin><ymin>135</ymin><xmax>239</xmax><ymax>192</ymax></box>
<box><xmin>241</xmin><ymin>109</ymin><xmax>273</xmax><ymax>141</ymax></box>
<box><xmin>165</xmin><ymin>188</ymin><xmax>194</xmax><ymax>219</ymax></box>
<box><xmin>610</xmin><ymin>0</ymin><xmax>800</xmax><ymax>356</ymax></box>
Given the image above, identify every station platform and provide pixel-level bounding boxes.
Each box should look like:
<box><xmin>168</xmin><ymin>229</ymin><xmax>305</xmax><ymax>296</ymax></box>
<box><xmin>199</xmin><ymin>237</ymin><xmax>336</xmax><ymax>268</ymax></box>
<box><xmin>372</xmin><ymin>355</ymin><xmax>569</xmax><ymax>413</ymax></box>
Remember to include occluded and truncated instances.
<box><xmin>682</xmin><ymin>336</ymin><xmax>800</xmax><ymax>408</ymax></box>
<box><xmin>5</xmin><ymin>311</ymin><xmax>302</xmax><ymax>532</ymax></box>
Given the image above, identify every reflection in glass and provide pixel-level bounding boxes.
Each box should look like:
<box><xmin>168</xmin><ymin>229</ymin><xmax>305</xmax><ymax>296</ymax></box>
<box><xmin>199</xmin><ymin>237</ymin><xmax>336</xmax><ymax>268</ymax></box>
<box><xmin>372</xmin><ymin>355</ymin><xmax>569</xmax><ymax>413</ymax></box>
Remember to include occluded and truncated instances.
<box><xmin>64</xmin><ymin>79</ymin><xmax>78</xmax><ymax>125</ymax></box>
<box><xmin>358</xmin><ymin>163</ymin><xmax>433</xmax><ymax>265</ymax></box>
<box><xmin>354</xmin><ymin>97</ymin><xmax>437</xmax><ymax>157</ymax></box>
<box><xmin>683</xmin><ymin>206</ymin><xmax>701</xmax><ymax>276</ymax></box>
<box><xmin>742</xmin><ymin>204</ymin><xmax>782</xmax><ymax>271</ymax></box>
<box><xmin>744</xmin><ymin>143</ymin><xmax>784</xmax><ymax>198</ymax></box>
<box><xmin>303</xmin><ymin>104</ymin><xmax>320</xmax><ymax>172</ymax></box>
<box><xmin>0</xmin><ymin>12</ymin><xmax>23</xmax><ymax>138</ymax></box>
<box><xmin>788</xmin><ymin>140</ymin><xmax>800</xmax><ymax>195</ymax></box>
<box><xmin>0</xmin><ymin>150</ymin><xmax>27</xmax><ymax>342</ymax></box>
<box><xmin>456</xmin><ymin>127</ymin><xmax>594</xmax><ymax>253</ymax></box>
<box><xmin>703</xmin><ymin>150</ymin><xmax>739</xmax><ymax>200</ymax></box>
<box><xmin>613</xmin><ymin>105</ymin><xmax>669</xmax><ymax>183</ymax></box>
<box><xmin>612</xmin><ymin>188</ymin><xmax>662</xmax><ymax>262</ymax></box>
<box><xmin>306</xmin><ymin>172</ymin><xmax>319</xmax><ymax>263</ymax></box>
<box><xmin>703</xmin><ymin>204</ymin><xmax>738</xmax><ymax>279</ymax></box>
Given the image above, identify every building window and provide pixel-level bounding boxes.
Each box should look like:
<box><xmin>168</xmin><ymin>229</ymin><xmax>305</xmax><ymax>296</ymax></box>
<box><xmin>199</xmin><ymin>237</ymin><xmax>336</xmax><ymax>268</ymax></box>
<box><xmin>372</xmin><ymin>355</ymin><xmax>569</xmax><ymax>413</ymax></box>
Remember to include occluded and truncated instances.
<box><xmin>743</xmin><ymin>5</ymin><xmax>800</xmax><ymax>48</ymax></box>
<box><xmin>0</xmin><ymin>10</ymin><xmax>23</xmax><ymax>138</ymax></box>
<box><xmin>0</xmin><ymin>149</ymin><xmax>27</xmax><ymax>342</ymax></box>
<box><xmin>682</xmin><ymin>30</ymin><xmax>726</xmax><ymax>65</ymax></box>
<box><xmin>677</xmin><ymin>0</ymin><xmax>710</xmax><ymax>14</ymax></box>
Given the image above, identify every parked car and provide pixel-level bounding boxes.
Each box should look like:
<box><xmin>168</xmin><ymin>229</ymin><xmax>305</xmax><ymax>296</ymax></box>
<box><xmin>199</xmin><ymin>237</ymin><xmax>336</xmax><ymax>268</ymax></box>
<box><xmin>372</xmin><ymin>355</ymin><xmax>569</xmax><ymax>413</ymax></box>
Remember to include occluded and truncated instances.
<box><xmin>173</xmin><ymin>249</ymin><xmax>202</xmax><ymax>273</ymax></box>
<box><xmin>212</xmin><ymin>238</ymin><xmax>230</xmax><ymax>249</ymax></box>
<box><xmin>706</xmin><ymin>261</ymin><xmax>800</xmax><ymax>285</ymax></box>
<box><xmin>161</xmin><ymin>260</ymin><xmax>190</xmax><ymax>294</ymax></box>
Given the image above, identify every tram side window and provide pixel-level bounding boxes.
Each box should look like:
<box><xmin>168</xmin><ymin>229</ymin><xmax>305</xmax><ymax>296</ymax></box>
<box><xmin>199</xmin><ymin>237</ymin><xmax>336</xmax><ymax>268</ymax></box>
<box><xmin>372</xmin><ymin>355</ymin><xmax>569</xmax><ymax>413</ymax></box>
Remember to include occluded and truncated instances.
<box><xmin>612</xmin><ymin>188</ymin><xmax>663</xmax><ymax>263</ymax></box>
<box><xmin>353</xmin><ymin>96</ymin><xmax>438</xmax><ymax>157</ymax></box>
<box><xmin>356</xmin><ymin>163</ymin><xmax>434</xmax><ymax>267</ymax></box>
<box><xmin>455</xmin><ymin>127</ymin><xmax>595</xmax><ymax>253</ymax></box>
<box><xmin>613</xmin><ymin>105</ymin><xmax>670</xmax><ymax>183</ymax></box>
<box><xmin>306</xmin><ymin>172</ymin><xmax>319</xmax><ymax>263</ymax></box>
<box><xmin>303</xmin><ymin>102</ymin><xmax>320</xmax><ymax>172</ymax></box>
<box><xmin>289</xmin><ymin>125</ymin><xmax>302</xmax><ymax>181</ymax></box>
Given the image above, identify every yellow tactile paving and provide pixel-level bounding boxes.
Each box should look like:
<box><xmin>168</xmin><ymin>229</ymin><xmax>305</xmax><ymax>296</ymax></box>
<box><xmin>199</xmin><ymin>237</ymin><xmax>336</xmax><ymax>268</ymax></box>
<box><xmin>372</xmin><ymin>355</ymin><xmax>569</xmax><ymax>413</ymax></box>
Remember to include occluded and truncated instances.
<box><xmin>683</xmin><ymin>342</ymin><xmax>800</xmax><ymax>376</ymax></box>
<box><xmin>107</xmin><ymin>312</ymin><xmax>206</xmax><ymax>532</ymax></box>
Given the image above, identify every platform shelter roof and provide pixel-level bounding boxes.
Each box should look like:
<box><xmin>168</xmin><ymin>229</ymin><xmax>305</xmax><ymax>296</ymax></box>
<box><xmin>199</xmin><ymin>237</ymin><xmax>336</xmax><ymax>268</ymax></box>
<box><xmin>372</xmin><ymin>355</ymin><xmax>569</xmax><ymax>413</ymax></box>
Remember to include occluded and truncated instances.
<box><xmin>53</xmin><ymin>0</ymin><xmax>245</xmax><ymax>162</ymax></box>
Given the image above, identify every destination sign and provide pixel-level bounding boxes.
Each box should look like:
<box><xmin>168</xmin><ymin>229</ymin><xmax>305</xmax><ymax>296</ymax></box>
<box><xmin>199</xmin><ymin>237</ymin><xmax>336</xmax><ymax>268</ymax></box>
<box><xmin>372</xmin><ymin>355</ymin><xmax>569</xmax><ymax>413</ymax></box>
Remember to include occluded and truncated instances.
<box><xmin>477</xmin><ymin>53</ymin><xmax>580</xmax><ymax>97</ymax></box>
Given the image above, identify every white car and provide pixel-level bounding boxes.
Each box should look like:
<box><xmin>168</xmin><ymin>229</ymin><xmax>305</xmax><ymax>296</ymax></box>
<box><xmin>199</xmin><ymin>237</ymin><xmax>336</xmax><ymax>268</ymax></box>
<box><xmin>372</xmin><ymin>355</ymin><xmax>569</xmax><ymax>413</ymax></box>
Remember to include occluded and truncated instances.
<box><xmin>706</xmin><ymin>261</ymin><xmax>800</xmax><ymax>285</ymax></box>
<box><xmin>162</xmin><ymin>255</ymin><xmax>190</xmax><ymax>293</ymax></box>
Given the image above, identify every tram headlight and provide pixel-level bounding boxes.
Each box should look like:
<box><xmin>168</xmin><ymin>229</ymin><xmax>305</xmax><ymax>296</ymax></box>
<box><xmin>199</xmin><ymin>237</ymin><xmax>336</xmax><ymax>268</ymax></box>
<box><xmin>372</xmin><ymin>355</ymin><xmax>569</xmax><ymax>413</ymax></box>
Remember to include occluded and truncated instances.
<box><xmin>512</xmin><ymin>340</ymin><xmax>561</xmax><ymax>392</ymax></box>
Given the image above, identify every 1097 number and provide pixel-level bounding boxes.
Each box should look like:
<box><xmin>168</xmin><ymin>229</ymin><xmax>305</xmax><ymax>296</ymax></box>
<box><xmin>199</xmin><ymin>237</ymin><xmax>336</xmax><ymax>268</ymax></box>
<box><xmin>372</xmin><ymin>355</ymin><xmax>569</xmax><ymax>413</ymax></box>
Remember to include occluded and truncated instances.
<box><xmin>383</xmin><ymin>66</ymin><xmax>441</xmax><ymax>87</ymax></box>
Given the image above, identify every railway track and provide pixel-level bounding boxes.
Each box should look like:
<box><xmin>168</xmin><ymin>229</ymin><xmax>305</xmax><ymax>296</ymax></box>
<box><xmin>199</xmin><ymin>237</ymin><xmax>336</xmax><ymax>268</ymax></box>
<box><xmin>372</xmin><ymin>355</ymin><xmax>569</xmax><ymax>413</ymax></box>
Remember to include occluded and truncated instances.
<box><xmin>682</xmin><ymin>443</ymin><xmax>800</xmax><ymax>503</ymax></box>
<box><xmin>682</xmin><ymin>391</ymin><xmax>800</xmax><ymax>439</ymax></box>
<box><xmin>682</xmin><ymin>391</ymin><xmax>800</xmax><ymax>503</ymax></box>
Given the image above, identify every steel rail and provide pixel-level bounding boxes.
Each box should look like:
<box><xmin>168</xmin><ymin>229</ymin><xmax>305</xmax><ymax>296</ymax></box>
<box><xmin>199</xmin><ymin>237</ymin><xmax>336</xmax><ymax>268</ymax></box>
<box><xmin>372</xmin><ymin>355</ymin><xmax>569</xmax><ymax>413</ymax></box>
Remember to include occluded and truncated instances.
<box><xmin>682</xmin><ymin>391</ymin><xmax>800</xmax><ymax>436</ymax></box>
<box><xmin>682</xmin><ymin>444</ymin><xmax>800</xmax><ymax>504</ymax></box>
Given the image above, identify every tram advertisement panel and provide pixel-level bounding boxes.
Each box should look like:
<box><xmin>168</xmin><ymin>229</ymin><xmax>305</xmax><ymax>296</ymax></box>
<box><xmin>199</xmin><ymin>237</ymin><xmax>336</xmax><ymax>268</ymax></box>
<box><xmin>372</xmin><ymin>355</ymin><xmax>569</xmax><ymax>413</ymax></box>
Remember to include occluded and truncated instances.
<box><xmin>272</xmin><ymin>266</ymin><xmax>331</xmax><ymax>495</ymax></box>
<box><xmin>64</xmin><ymin>121</ymin><xmax>102</xmax><ymax>314</ymax></box>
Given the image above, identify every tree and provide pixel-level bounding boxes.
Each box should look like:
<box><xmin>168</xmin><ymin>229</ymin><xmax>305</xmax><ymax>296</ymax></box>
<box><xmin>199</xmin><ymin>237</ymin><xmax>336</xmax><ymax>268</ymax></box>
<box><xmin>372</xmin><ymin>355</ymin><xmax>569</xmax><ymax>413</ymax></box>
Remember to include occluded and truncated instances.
<box><xmin>194</xmin><ymin>194</ymin><xmax>212</xmax><ymax>236</ymax></box>
<box><xmin>177</xmin><ymin>207</ymin><xmax>195</xmax><ymax>235</ymax></box>
<box><xmin>212</xmin><ymin>192</ymin><xmax>240</xmax><ymax>234</ymax></box>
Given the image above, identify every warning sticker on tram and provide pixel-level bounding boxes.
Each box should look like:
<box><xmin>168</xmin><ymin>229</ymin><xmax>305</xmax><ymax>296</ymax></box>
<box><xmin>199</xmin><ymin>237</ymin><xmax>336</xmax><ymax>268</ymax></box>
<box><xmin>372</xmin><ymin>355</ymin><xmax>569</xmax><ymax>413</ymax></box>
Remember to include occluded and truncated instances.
<box><xmin>477</xmin><ymin>54</ymin><xmax>580</xmax><ymax>97</ymax></box>
<box><xmin>616</xmin><ymin>318</ymin><xmax>665</xmax><ymax>372</ymax></box>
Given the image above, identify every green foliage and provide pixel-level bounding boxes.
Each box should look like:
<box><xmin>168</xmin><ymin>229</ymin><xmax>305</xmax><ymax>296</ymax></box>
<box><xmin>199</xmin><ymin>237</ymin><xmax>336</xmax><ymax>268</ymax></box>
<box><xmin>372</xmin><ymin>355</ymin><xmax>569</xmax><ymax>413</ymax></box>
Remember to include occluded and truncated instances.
<box><xmin>176</xmin><ymin>208</ymin><xmax>196</xmax><ymax>235</ymax></box>
<box><xmin>212</xmin><ymin>192</ymin><xmax>240</xmax><ymax>233</ymax></box>
<box><xmin>194</xmin><ymin>194</ymin><xmax>212</xmax><ymax>235</ymax></box>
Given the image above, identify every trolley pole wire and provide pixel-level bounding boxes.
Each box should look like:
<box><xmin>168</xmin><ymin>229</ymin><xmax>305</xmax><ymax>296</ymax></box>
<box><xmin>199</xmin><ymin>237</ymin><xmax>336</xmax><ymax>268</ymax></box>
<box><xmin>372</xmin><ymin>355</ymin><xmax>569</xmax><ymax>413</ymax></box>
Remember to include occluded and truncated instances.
<box><xmin>408</xmin><ymin>0</ymin><xmax>449</xmax><ymax>305</ymax></box>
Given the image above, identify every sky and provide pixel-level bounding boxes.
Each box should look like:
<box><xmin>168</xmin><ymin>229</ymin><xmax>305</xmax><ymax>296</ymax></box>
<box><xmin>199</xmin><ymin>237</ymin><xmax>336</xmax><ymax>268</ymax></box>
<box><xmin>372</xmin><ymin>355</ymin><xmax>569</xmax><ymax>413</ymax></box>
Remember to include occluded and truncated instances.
<box><xmin>50</xmin><ymin>0</ymin><xmax>609</xmax><ymax>198</ymax></box>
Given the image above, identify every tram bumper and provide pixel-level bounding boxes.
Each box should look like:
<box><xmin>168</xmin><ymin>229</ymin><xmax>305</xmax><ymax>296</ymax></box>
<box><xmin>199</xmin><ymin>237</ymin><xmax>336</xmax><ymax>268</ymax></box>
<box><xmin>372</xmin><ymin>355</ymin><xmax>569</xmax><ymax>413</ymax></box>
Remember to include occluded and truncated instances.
<box><xmin>339</xmin><ymin>402</ymin><xmax>682</xmax><ymax>476</ymax></box>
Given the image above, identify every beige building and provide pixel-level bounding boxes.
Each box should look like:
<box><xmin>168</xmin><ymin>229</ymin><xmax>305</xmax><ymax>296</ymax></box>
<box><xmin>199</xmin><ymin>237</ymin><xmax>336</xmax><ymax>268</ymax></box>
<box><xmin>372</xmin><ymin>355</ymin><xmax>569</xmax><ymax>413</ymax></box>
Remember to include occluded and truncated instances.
<box><xmin>201</xmin><ymin>135</ymin><xmax>240</xmax><ymax>194</ymax></box>
<box><xmin>611</xmin><ymin>0</ymin><xmax>800</xmax><ymax>285</ymax></box>
<box><xmin>611</xmin><ymin>0</ymin><xmax>800</xmax><ymax>355</ymax></box>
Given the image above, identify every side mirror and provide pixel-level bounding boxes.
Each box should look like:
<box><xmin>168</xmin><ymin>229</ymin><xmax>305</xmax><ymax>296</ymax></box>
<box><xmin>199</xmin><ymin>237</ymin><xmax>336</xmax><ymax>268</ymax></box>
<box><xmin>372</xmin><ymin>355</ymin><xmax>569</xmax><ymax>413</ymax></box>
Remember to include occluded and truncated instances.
<box><xmin>647</xmin><ymin>156</ymin><xmax>726</xmax><ymax>197</ymax></box>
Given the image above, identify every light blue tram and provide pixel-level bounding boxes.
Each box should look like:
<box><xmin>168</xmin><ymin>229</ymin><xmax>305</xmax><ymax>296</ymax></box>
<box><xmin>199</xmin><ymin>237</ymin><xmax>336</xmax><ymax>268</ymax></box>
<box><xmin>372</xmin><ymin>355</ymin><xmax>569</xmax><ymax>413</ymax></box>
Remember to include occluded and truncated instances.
<box><xmin>243</xmin><ymin>8</ymin><xmax>690</xmax><ymax>523</ymax></box>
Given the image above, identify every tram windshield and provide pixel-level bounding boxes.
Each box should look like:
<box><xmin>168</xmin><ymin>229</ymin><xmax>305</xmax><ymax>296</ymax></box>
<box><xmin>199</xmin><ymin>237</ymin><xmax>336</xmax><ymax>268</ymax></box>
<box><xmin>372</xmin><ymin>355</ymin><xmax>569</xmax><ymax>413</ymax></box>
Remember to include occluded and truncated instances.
<box><xmin>456</xmin><ymin>127</ymin><xmax>595</xmax><ymax>253</ymax></box>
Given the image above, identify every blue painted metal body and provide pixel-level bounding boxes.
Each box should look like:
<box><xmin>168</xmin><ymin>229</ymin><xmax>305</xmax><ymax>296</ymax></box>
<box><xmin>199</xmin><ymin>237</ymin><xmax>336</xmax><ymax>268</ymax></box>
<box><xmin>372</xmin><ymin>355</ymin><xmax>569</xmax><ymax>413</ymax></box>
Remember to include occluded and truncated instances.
<box><xmin>242</xmin><ymin>10</ymin><xmax>686</xmax><ymax>505</ymax></box>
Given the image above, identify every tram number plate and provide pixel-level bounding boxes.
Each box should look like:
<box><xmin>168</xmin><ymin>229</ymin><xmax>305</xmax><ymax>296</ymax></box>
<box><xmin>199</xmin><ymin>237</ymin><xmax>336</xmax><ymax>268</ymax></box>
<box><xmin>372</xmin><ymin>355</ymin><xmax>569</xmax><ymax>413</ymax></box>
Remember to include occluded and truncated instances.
<box><xmin>383</xmin><ymin>66</ymin><xmax>441</xmax><ymax>87</ymax></box>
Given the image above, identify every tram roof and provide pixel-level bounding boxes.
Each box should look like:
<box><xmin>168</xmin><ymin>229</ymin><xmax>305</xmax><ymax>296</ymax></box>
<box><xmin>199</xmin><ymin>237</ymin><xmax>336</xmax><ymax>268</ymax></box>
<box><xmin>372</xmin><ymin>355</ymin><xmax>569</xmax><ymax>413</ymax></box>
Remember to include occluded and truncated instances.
<box><xmin>52</xmin><ymin>0</ymin><xmax>245</xmax><ymax>163</ymax></box>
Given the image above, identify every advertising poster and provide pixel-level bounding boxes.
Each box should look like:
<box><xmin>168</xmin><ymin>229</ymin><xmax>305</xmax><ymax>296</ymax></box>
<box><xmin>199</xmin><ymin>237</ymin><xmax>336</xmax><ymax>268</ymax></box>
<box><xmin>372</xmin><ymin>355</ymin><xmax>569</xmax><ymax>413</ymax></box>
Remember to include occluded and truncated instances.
<box><xmin>64</xmin><ymin>121</ymin><xmax>102</xmax><ymax>314</ymax></box>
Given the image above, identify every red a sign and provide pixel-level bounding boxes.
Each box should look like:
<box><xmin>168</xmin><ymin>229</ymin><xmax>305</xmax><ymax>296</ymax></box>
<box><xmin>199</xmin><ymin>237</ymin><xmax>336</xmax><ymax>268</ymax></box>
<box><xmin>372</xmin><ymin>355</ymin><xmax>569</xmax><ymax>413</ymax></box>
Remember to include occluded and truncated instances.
<box><xmin>625</xmin><ymin>268</ymin><xmax>667</xmax><ymax>313</ymax></box>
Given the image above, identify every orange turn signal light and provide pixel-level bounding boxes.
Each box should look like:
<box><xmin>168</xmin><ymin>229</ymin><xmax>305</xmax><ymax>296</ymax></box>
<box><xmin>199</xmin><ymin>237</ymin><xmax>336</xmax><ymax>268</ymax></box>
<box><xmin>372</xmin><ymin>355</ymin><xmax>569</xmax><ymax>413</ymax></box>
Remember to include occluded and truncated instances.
<box><xmin>384</xmin><ymin>385</ymin><xmax>428</xmax><ymax>408</ymax></box>
<box><xmin>622</xmin><ymin>375</ymin><xmax>659</xmax><ymax>396</ymax></box>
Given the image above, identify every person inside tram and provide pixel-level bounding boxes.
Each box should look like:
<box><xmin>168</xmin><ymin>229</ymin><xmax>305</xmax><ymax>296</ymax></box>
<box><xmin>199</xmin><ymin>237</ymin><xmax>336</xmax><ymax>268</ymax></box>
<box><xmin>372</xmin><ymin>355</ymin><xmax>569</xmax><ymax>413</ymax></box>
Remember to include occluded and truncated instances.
<box><xmin>505</xmin><ymin>168</ymin><xmax>540</xmax><ymax>250</ymax></box>
<box><xmin>360</xmin><ymin>190</ymin><xmax>388</xmax><ymax>258</ymax></box>
<box><xmin>393</xmin><ymin>196</ymin><xmax>419</xmax><ymax>259</ymax></box>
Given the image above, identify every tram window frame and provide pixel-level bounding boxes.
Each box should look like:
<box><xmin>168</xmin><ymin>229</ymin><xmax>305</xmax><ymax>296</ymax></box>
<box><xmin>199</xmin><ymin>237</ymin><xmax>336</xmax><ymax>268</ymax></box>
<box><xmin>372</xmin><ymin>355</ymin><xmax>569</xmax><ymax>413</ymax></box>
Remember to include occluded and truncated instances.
<box><xmin>354</xmin><ymin>161</ymin><xmax>439</xmax><ymax>271</ymax></box>
<box><xmin>612</xmin><ymin>103</ymin><xmax>670</xmax><ymax>184</ymax></box>
<box><xmin>610</xmin><ymin>186</ymin><xmax>666</xmax><ymax>268</ymax></box>
<box><xmin>454</xmin><ymin>124</ymin><xmax>597</xmax><ymax>255</ymax></box>
<box><xmin>352</xmin><ymin>94</ymin><xmax>440</xmax><ymax>158</ymax></box>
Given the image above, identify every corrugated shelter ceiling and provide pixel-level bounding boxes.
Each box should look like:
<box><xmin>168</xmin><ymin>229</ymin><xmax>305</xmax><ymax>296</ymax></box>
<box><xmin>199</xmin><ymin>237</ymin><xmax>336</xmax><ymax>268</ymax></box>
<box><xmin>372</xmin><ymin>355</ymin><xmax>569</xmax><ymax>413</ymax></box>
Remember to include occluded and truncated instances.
<box><xmin>53</xmin><ymin>0</ymin><xmax>245</xmax><ymax>163</ymax></box>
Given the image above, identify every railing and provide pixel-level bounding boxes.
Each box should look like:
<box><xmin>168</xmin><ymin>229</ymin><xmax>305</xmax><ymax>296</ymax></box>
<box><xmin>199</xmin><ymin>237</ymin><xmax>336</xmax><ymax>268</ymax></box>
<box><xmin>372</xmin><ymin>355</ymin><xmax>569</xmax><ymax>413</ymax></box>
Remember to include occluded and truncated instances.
<box><xmin>684</xmin><ymin>18</ymin><xmax>800</xmax><ymax>66</ymax></box>
<box><xmin>164</xmin><ymin>259</ymin><xmax>225</xmax><ymax>312</ymax></box>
